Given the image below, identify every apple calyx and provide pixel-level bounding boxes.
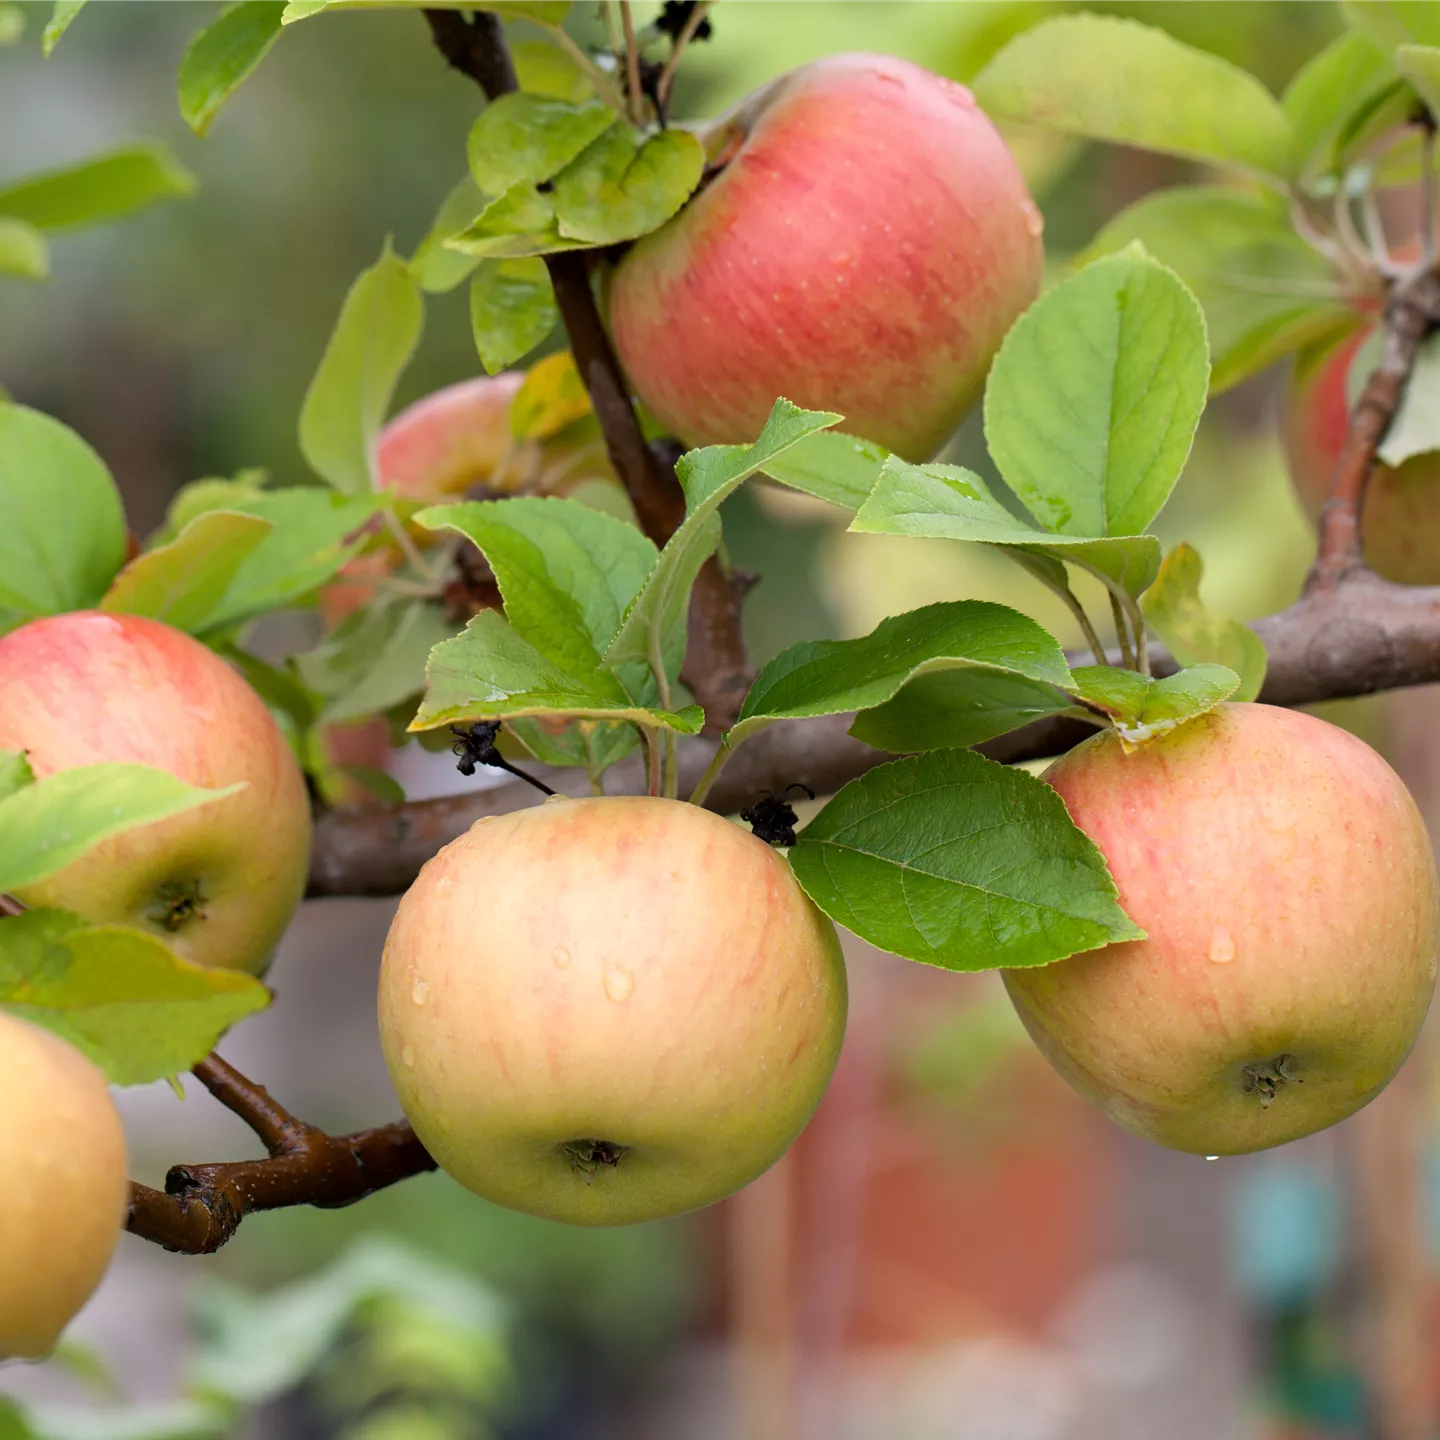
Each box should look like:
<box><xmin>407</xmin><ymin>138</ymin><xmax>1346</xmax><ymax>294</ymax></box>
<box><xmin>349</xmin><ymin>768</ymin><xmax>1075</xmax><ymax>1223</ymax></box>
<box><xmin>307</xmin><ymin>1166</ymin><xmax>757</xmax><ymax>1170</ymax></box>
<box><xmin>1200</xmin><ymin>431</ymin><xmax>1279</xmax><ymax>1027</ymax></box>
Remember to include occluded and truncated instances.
<box><xmin>147</xmin><ymin>877</ymin><xmax>208</xmax><ymax>932</ymax></box>
<box><xmin>1241</xmin><ymin>1054</ymin><xmax>1302</xmax><ymax>1109</ymax></box>
<box><xmin>562</xmin><ymin>1138</ymin><xmax>630</xmax><ymax>1179</ymax></box>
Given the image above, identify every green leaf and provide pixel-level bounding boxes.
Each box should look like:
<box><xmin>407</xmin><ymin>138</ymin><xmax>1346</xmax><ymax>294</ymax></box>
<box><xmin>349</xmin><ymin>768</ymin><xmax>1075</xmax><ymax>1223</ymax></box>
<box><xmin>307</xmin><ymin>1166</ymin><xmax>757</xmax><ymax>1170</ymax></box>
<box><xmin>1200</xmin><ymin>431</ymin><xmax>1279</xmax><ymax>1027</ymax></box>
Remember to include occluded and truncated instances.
<box><xmin>444</xmin><ymin>181</ymin><xmax>577</xmax><ymax>261</ymax></box>
<box><xmin>466</xmin><ymin>92</ymin><xmax>615</xmax><ymax>196</ymax></box>
<box><xmin>155</xmin><ymin>474</ymin><xmax>268</xmax><ymax>543</ymax></box>
<box><xmin>1344</xmin><ymin>0</ymin><xmax>1440</xmax><ymax>51</ymax></box>
<box><xmin>1349</xmin><ymin>329</ymin><xmax>1440</xmax><ymax>467</ymax></box>
<box><xmin>1283</xmin><ymin>29</ymin><xmax>1398</xmax><ymax>178</ymax></box>
<box><xmin>410</xmin><ymin>176</ymin><xmax>486</xmax><ymax>295</ymax></box>
<box><xmin>298</xmin><ymin>599</ymin><xmax>456</xmax><ymax>725</ymax></box>
<box><xmin>850</xmin><ymin>670</ymin><xmax>1086</xmax><ymax>754</ymax></box>
<box><xmin>730</xmin><ymin>600</ymin><xmax>1072</xmax><ymax>747</ymax></box>
<box><xmin>984</xmin><ymin>249</ymin><xmax>1209</xmax><ymax>538</ymax></box>
<box><xmin>0</xmin><ymin>911</ymin><xmax>269</xmax><ymax>1086</ymax></box>
<box><xmin>1143</xmin><ymin>543</ymin><xmax>1267</xmax><ymax>703</ymax></box>
<box><xmin>973</xmin><ymin>14</ymin><xmax>1298</xmax><ymax>184</ymax></box>
<box><xmin>200</xmin><ymin>488</ymin><xmax>379</xmax><ymax>630</ymax></box>
<box><xmin>281</xmin><ymin>0</ymin><xmax>571</xmax><ymax>22</ymax></box>
<box><xmin>1083</xmin><ymin>188</ymin><xmax>1353</xmax><ymax>393</ymax></box>
<box><xmin>41</xmin><ymin>0</ymin><xmax>86</xmax><ymax>56</ymax></box>
<box><xmin>0</xmin><ymin>750</ymin><xmax>34</xmax><ymax>803</ymax></box>
<box><xmin>418</xmin><ymin>497</ymin><xmax>655</xmax><ymax>682</ymax></box>
<box><xmin>0</xmin><ymin>1397</ymin><xmax>33</xmax><ymax>1439</ymax></box>
<box><xmin>409</xmin><ymin>609</ymin><xmax>702</xmax><ymax>734</ymax></box>
<box><xmin>508</xmin><ymin>349</ymin><xmax>591</xmax><ymax>440</ymax></box>
<box><xmin>100</xmin><ymin>510</ymin><xmax>273</xmax><ymax>634</ymax></box>
<box><xmin>332</xmin><ymin>764</ymin><xmax>405</xmax><ymax>804</ymax></box>
<box><xmin>1397</xmin><ymin>44</ymin><xmax>1440</xmax><ymax>116</ymax></box>
<box><xmin>0</xmin><ymin>143</ymin><xmax>197</xmax><ymax>231</ymax></box>
<box><xmin>789</xmin><ymin>748</ymin><xmax>1143</xmax><ymax>972</ymax></box>
<box><xmin>1067</xmin><ymin>662</ymin><xmax>1240</xmax><ymax>745</ymax></box>
<box><xmin>552</xmin><ymin>126</ymin><xmax>705</xmax><ymax>246</ymax></box>
<box><xmin>0</xmin><ymin>764</ymin><xmax>243</xmax><ymax>894</ymax></box>
<box><xmin>469</xmin><ymin>258</ymin><xmax>557</xmax><ymax>374</ymax></box>
<box><xmin>0</xmin><ymin>4</ymin><xmax>23</xmax><ymax>45</ymax></box>
<box><xmin>299</xmin><ymin>244</ymin><xmax>424</xmax><ymax>493</ymax></box>
<box><xmin>604</xmin><ymin>400</ymin><xmax>841</xmax><ymax>684</ymax></box>
<box><xmin>178</xmin><ymin>1</ymin><xmax>287</xmax><ymax>138</ymax></box>
<box><xmin>0</xmin><ymin>404</ymin><xmax>127</xmax><ymax>631</ymax></box>
<box><xmin>0</xmin><ymin>218</ymin><xmax>48</xmax><ymax>281</ymax></box>
<box><xmin>512</xmin><ymin>37</ymin><xmax>593</xmax><ymax>102</ymax></box>
<box><xmin>760</xmin><ymin>430</ymin><xmax>889</xmax><ymax>512</ymax></box>
<box><xmin>506</xmin><ymin>715</ymin><xmax>638</xmax><ymax>777</ymax></box>
<box><xmin>852</xmin><ymin>457</ymin><xmax>1162</xmax><ymax>603</ymax></box>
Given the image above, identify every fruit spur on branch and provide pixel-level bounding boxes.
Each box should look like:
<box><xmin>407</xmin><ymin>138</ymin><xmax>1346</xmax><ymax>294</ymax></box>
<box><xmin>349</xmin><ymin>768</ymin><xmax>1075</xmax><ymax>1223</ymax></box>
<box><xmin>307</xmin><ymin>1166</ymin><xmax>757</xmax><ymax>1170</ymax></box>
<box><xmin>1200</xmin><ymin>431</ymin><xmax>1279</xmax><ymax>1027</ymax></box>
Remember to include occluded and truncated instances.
<box><xmin>4</xmin><ymin>5</ymin><xmax>1440</xmax><ymax>1394</ymax></box>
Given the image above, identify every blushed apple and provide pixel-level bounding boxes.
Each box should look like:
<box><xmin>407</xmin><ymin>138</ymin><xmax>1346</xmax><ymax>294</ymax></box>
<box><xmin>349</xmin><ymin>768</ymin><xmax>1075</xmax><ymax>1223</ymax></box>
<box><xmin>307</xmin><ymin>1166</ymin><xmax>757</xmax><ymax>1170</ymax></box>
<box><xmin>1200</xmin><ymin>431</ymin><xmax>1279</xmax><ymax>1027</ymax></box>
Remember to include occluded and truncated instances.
<box><xmin>378</xmin><ymin>796</ymin><xmax>847</xmax><ymax>1225</ymax></box>
<box><xmin>0</xmin><ymin>612</ymin><xmax>312</xmax><ymax>975</ymax></box>
<box><xmin>606</xmin><ymin>52</ymin><xmax>1044</xmax><ymax>461</ymax></box>
<box><xmin>1283</xmin><ymin>325</ymin><xmax>1440</xmax><ymax>585</ymax></box>
<box><xmin>1004</xmin><ymin>703</ymin><xmax>1439</xmax><ymax>1155</ymax></box>
<box><xmin>0</xmin><ymin>1013</ymin><xmax>128</xmax><ymax>1361</ymax></box>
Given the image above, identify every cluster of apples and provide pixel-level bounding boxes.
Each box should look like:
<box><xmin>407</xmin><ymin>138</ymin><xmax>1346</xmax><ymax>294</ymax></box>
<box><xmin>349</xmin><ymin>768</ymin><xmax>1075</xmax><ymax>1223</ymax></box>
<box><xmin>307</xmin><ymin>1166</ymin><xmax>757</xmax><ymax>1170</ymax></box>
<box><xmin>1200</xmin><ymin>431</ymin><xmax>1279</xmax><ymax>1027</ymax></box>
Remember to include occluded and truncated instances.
<box><xmin>4</xmin><ymin>51</ymin><xmax>1438</xmax><ymax>1365</ymax></box>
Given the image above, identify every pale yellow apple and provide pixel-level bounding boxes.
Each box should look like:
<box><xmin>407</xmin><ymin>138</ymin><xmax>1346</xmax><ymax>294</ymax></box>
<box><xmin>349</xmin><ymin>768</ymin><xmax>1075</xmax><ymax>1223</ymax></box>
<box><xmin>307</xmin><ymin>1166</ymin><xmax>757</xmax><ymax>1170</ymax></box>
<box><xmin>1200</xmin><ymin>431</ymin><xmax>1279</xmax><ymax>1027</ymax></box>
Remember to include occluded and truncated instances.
<box><xmin>1004</xmin><ymin>703</ymin><xmax>1439</xmax><ymax>1155</ymax></box>
<box><xmin>378</xmin><ymin>796</ymin><xmax>847</xmax><ymax>1225</ymax></box>
<box><xmin>0</xmin><ymin>1013</ymin><xmax>128</xmax><ymax>1361</ymax></box>
<box><xmin>0</xmin><ymin>612</ymin><xmax>312</xmax><ymax>975</ymax></box>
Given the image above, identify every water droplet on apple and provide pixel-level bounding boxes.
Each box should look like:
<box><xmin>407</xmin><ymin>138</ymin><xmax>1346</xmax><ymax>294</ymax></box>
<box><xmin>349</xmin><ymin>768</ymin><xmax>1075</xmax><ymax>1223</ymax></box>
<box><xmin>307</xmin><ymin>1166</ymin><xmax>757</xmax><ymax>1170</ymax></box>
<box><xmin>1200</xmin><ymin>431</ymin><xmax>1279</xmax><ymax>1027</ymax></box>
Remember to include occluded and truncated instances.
<box><xmin>1205</xmin><ymin>1155</ymin><xmax>1219</xmax><ymax>1162</ymax></box>
<box><xmin>603</xmin><ymin>963</ymin><xmax>634</xmax><ymax>1003</ymax></box>
<box><xmin>401</xmin><ymin>1044</ymin><xmax>416</xmax><ymax>1067</ymax></box>
<box><xmin>412</xmin><ymin>979</ymin><xmax>429</xmax><ymax>1006</ymax></box>
<box><xmin>544</xmin><ymin>793</ymin><xmax>571</xmax><ymax>805</ymax></box>
<box><xmin>1208</xmin><ymin>926</ymin><xmax>1237</xmax><ymax>964</ymax></box>
<box><xmin>552</xmin><ymin>945</ymin><xmax>572</xmax><ymax>970</ymax></box>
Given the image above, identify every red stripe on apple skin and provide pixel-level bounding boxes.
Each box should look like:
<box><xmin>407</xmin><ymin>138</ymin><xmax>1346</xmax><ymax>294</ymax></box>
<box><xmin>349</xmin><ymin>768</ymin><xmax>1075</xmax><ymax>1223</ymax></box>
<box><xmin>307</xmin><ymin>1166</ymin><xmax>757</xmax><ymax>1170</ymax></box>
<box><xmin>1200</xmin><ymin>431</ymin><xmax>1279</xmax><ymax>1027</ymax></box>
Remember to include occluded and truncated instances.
<box><xmin>1004</xmin><ymin>702</ymin><xmax>1440</xmax><ymax>1156</ymax></box>
<box><xmin>0</xmin><ymin>610</ymin><xmax>312</xmax><ymax>975</ymax></box>
<box><xmin>608</xmin><ymin>52</ymin><xmax>1045</xmax><ymax>463</ymax></box>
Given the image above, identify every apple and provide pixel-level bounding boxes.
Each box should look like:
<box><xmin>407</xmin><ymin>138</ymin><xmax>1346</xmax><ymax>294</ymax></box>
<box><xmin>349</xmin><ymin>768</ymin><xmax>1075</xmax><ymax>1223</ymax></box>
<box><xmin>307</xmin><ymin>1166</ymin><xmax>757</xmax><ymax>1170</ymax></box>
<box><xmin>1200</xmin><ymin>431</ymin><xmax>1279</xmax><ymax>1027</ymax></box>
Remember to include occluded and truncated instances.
<box><xmin>1003</xmin><ymin>703</ymin><xmax>1439</xmax><ymax>1156</ymax></box>
<box><xmin>0</xmin><ymin>1013</ymin><xmax>128</xmax><ymax>1361</ymax></box>
<box><xmin>378</xmin><ymin>796</ymin><xmax>847</xmax><ymax>1225</ymax></box>
<box><xmin>1283</xmin><ymin>325</ymin><xmax>1440</xmax><ymax>585</ymax></box>
<box><xmin>606</xmin><ymin>52</ymin><xmax>1044</xmax><ymax>462</ymax></box>
<box><xmin>0</xmin><ymin>611</ymin><xmax>312</xmax><ymax>975</ymax></box>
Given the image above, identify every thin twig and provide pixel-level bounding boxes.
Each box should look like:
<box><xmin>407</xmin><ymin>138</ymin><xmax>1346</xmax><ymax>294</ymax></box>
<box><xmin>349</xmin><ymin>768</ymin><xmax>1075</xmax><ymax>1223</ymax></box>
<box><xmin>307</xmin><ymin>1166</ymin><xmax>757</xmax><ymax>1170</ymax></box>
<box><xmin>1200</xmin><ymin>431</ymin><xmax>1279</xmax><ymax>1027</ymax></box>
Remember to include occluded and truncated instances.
<box><xmin>656</xmin><ymin>0</ymin><xmax>713</xmax><ymax>113</ymax></box>
<box><xmin>619</xmin><ymin>0</ymin><xmax>645</xmax><ymax>127</ymax></box>
<box><xmin>127</xmin><ymin>1055</ymin><xmax>435</xmax><ymax>1255</ymax></box>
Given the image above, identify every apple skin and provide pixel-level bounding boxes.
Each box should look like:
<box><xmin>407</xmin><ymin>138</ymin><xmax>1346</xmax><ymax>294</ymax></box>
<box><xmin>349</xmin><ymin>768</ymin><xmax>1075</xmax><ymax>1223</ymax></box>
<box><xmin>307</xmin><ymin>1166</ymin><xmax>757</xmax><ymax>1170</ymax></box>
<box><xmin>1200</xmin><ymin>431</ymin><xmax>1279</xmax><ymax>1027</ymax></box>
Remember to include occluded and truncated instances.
<box><xmin>1283</xmin><ymin>325</ymin><xmax>1440</xmax><ymax>585</ymax></box>
<box><xmin>1003</xmin><ymin>703</ymin><xmax>1439</xmax><ymax>1156</ymax></box>
<box><xmin>606</xmin><ymin>52</ymin><xmax>1044</xmax><ymax>462</ymax></box>
<box><xmin>0</xmin><ymin>1013</ymin><xmax>128</xmax><ymax>1361</ymax></box>
<box><xmin>0</xmin><ymin>612</ymin><xmax>312</xmax><ymax>975</ymax></box>
<box><xmin>378</xmin><ymin>796</ymin><xmax>847</xmax><ymax>1226</ymax></box>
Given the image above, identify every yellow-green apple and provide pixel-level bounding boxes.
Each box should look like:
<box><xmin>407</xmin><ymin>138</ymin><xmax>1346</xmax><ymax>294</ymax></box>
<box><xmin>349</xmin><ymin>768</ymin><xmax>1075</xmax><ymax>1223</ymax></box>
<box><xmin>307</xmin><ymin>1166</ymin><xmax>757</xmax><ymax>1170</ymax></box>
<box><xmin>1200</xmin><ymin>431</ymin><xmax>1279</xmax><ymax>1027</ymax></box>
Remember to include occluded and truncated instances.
<box><xmin>1283</xmin><ymin>324</ymin><xmax>1440</xmax><ymax>585</ymax></box>
<box><xmin>606</xmin><ymin>52</ymin><xmax>1044</xmax><ymax>460</ymax></box>
<box><xmin>0</xmin><ymin>611</ymin><xmax>312</xmax><ymax>974</ymax></box>
<box><xmin>1004</xmin><ymin>703</ymin><xmax>1439</xmax><ymax>1155</ymax></box>
<box><xmin>0</xmin><ymin>1013</ymin><xmax>128</xmax><ymax>1361</ymax></box>
<box><xmin>378</xmin><ymin>796</ymin><xmax>847</xmax><ymax>1225</ymax></box>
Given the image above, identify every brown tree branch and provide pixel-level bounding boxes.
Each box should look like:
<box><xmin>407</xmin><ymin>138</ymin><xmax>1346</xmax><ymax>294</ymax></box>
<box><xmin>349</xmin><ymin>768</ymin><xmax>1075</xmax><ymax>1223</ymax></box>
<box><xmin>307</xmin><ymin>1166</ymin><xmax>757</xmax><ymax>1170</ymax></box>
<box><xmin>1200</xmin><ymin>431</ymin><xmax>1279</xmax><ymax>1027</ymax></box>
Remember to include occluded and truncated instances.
<box><xmin>424</xmin><ymin>7</ymin><xmax>752</xmax><ymax>726</ymax></box>
<box><xmin>126</xmin><ymin>1055</ymin><xmax>434</xmax><ymax>1254</ymax></box>
<box><xmin>1309</xmin><ymin>265</ymin><xmax>1440</xmax><ymax>591</ymax></box>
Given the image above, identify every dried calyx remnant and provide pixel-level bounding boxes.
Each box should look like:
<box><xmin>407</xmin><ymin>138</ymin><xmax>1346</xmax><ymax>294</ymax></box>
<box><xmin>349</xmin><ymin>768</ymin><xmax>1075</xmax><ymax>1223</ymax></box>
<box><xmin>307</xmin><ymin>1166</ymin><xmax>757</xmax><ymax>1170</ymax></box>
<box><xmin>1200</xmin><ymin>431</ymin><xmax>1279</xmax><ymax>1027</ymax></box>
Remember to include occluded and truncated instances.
<box><xmin>740</xmin><ymin>783</ymin><xmax>815</xmax><ymax>847</ymax></box>
<box><xmin>1241</xmin><ymin>1054</ymin><xmax>1302</xmax><ymax>1108</ymax></box>
<box><xmin>147</xmin><ymin>879</ymin><xmax>206</xmax><ymax>932</ymax></box>
<box><xmin>563</xmin><ymin>1138</ymin><xmax>629</xmax><ymax>1178</ymax></box>
<box><xmin>449</xmin><ymin>721</ymin><xmax>556</xmax><ymax>797</ymax></box>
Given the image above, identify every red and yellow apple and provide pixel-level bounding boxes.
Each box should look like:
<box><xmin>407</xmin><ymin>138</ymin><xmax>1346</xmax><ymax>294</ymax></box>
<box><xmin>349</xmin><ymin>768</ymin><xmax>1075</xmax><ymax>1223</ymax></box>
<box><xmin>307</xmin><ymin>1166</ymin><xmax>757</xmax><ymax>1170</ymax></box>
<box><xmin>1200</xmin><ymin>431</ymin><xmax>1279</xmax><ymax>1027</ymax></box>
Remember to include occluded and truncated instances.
<box><xmin>0</xmin><ymin>611</ymin><xmax>312</xmax><ymax>974</ymax></box>
<box><xmin>1004</xmin><ymin>703</ymin><xmax>1439</xmax><ymax>1155</ymax></box>
<box><xmin>0</xmin><ymin>1013</ymin><xmax>128</xmax><ymax>1361</ymax></box>
<box><xmin>606</xmin><ymin>52</ymin><xmax>1044</xmax><ymax>461</ymax></box>
<box><xmin>378</xmin><ymin>796</ymin><xmax>847</xmax><ymax>1225</ymax></box>
<box><xmin>1283</xmin><ymin>325</ymin><xmax>1440</xmax><ymax>585</ymax></box>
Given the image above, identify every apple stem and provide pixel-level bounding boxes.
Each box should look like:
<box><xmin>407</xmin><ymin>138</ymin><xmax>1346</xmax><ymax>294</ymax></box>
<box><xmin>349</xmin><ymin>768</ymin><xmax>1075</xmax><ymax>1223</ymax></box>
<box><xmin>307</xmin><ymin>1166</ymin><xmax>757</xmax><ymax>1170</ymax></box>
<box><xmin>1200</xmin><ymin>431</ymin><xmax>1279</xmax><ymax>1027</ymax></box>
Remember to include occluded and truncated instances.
<box><xmin>1108</xmin><ymin>591</ymin><xmax>1137</xmax><ymax>671</ymax></box>
<box><xmin>126</xmin><ymin>1054</ymin><xmax>436</xmax><ymax>1254</ymax></box>
<box><xmin>688</xmin><ymin>738</ymin><xmax>734</xmax><ymax>808</ymax></box>
<box><xmin>618</xmin><ymin>1</ymin><xmax>646</xmax><ymax>128</ymax></box>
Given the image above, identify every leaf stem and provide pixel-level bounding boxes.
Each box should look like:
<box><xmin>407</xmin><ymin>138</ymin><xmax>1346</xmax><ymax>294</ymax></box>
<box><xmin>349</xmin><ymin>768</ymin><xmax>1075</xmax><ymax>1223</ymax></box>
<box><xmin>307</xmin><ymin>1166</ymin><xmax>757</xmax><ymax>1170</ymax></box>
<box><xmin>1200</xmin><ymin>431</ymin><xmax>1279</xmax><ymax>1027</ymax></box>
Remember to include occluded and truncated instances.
<box><xmin>663</xmin><ymin>729</ymin><xmax>679</xmax><ymax>799</ymax></box>
<box><xmin>382</xmin><ymin>508</ymin><xmax>437</xmax><ymax>583</ymax></box>
<box><xmin>1058</xmin><ymin>581</ymin><xmax>1109</xmax><ymax>667</ymax></box>
<box><xmin>688</xmin><ymin>738</ymin><xmax>734</xmax><ymax>807</ymax></box>
<box><xmin>1422</xmin><ymin>122</ymin><xmax>1437</xmax><ymax>268</ymax></box>
<box><xmin>656</xmin><ymin>1</ymin><xmax>713</xmax><ymax>115</ymax></box>
<box><xmin>540</xmin><ymin>21</ymin><xmax>629</xmax><ymax>119</ymax></box>
<box><xmin>644</xmin><ymin>726</ymin><xmax>662</xmax><ymax>797</ymax></box>
<box><xmin>619</xmin><ymin>0</ymin><xmax>645</xmax><ymax>127</ymax></box>
<box><xmin>1124</xmin><ymin>592</ymin><xmax>1151</xmax><ymax>677</ymax></box>
<box><xmin>1108</xmin><ymin>591</ymin><xmax>1137</xmax><ymax>671</ymax></box>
